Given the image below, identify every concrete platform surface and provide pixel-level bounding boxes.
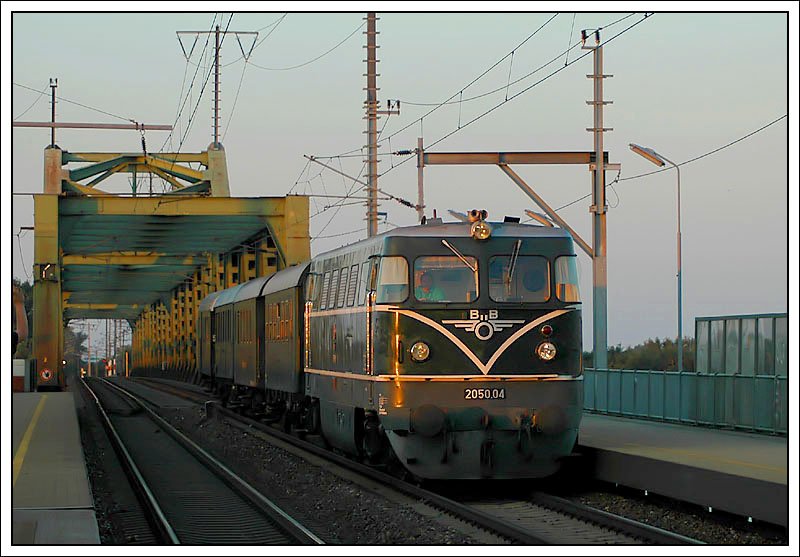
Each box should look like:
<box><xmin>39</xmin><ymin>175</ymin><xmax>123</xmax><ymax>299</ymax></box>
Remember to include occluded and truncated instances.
<box><xmin>12</xmin><ymin>392</ymin><xmax>99</xmax><ymax>544</ymax></box>
<box><xmin>579</xmin><ymin>413</ymin><xmax>788</xmax><ymax>527</ymax></box>
<box><xmin>580</xmin><ymin>413</ymin><xmax>787</xmax><ymax>484</ymax></box>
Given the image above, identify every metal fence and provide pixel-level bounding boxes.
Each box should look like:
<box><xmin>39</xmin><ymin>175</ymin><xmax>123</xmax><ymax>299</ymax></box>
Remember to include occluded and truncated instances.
<box><xmin>584</xmin><ymin>313</ymin><xmax>787</xmax><ymax>435</ymax></box>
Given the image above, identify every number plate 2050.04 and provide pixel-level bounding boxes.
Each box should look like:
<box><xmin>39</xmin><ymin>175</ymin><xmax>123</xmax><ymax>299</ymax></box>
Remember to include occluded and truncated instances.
<box><xmin>464</xmin><ymin>387</ymin><xmax>505</xmax><ymax>400</ymax></box>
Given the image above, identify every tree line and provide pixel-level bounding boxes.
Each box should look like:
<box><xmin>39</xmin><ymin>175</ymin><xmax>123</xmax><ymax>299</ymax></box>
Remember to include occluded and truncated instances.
<box><xmin>584</xmin><ymin>337</ymin><xmax>696</xmax><ymax>371</ymax></box>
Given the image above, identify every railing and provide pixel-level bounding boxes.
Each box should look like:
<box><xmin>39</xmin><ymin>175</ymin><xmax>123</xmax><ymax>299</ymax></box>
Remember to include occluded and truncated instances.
<box><xmin>583</xmin><ymin>368</ymin><xmax>787</xmax><ymax>435</ymax></box>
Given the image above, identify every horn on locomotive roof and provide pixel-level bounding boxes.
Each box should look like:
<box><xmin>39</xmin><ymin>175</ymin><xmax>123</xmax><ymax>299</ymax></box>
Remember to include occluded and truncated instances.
<box><xmin>468</xmin><ymin>209</ymin><xmax>488</xmax><ymax>222</ymax></box>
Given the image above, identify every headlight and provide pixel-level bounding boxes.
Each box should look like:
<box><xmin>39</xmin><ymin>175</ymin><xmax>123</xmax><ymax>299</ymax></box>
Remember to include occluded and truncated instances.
<box><xmin>410</xmin><ymin>341</ymin><xmax>430</xmax><ymax>362</ymax></box>
<box><xmin>470</xmin><ymin>220</ymin><xmax>492</xmax><ymax>240</ymax></box>
<box><xmin>536</xmin><ymin>341</ymin><xmax>557</xmax><ymax>361</ymax></box>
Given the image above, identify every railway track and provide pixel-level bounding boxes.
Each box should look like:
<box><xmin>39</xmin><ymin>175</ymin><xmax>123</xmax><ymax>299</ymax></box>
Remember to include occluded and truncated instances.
<box><xmin>124</xmin><ymin>376</ymin><xmax>703</xmax><ymax>545</ymax></box>
<box><xmin>81</xmin><ymin>377</ymin><xmax>324</xmax><ymax>545</ymax></box>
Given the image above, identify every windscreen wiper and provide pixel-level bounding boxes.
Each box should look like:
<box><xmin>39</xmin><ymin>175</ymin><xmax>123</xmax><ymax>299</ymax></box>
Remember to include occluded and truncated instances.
<box><xmin>507</xmin><ymin>239</ymin><xmax>522</xmax><ymax>285</ymax></box>
<box><xmin>441</xmin><ymin>240</ymin><xmax>477</xmax><ymax>273</ymax></box>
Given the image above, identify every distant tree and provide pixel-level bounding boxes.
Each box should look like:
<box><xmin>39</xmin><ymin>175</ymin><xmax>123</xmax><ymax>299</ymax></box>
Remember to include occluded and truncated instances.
<box><xmin>64</xmin><ymin>326</ymin><xmax>88</xmax><ymax>363</ymax></box>
<box><xmin>12</xmin><ymin>279</ymin><xmax>33</xmax><ymax>358</ymax></box>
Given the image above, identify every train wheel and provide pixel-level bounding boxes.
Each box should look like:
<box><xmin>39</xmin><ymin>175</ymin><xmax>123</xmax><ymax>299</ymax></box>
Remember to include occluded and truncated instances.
<box><xmin>361</xmin><ymin>414</ymin><xmax>388</xmax><ymax>465</ymax></box>
<box><xmin>301</xmin><ymin>399</ymin><xmax>321</xmax><ymax>434</ymax></box>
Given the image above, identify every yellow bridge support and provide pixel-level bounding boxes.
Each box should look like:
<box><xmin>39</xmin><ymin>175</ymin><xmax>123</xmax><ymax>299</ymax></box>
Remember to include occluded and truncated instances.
<box><xmin>32</xmin><ymin>144</ymin><xmax>310</xmax><ymax>388</ymax></box>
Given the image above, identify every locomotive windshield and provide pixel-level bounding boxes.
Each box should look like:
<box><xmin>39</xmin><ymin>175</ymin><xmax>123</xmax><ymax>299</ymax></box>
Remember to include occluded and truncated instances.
<box><xmin>414</xmin><ymin>256</ymin><xmax>479</xmax><ymax>303</ymax></box>
<box><xmin>489</xmin><ymin>255</ymin><xmax>550</xmax><ymax>302</ymax></box>
<box><xmin>555</xmin><ymin>255</ymin><xmax>581</xmax><ymax>302</ymax></box>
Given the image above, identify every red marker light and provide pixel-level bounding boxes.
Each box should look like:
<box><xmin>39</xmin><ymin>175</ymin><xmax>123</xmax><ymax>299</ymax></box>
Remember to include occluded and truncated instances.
<box><xmin>541</xmin><ymin>324</ymin><xmax>553</xmax><ymax>337</ymax></box>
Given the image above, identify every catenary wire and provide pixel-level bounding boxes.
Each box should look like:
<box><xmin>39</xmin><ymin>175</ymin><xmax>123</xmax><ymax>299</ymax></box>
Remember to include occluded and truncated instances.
<box><xmin>311</xmin><ymin>114</ymin><xmax>393</xmax><ymax>240</ymax></box>
<box><xmin>17</xmin><ymin>232</ymin><xmax>31</xmax><ymax>281</ymax></box>
<box><xmin>382</xmin><ymin>13</ymin><xmax>559</xmax><ymax>136</ymax></box>
<box><xmin>13</xmin><ymin>82</ymin><xmax>134</xmax><ymax>123</ymax></box>
<box><xmin>13</xmin><ymin>84</ymin><xmax>49</xmax><ymax>120</ymax></box>
<box><xmin>248</xmin><ymin>20</ymin><xmax>366</xmax><ymax>71</ymax></box>
<box><xmin>330</xmin><ymin>12</ymin><xmax>636</xmax><ymax>160</ymax></box>
<box><xmin>619</xmin><ymin>114</ymin><xmax>788</xmax><ymax>182</ymax></box>
<box><xmin>221</xmin><ymin>13</ymin><xmax>288</xmax><ymax>67</ymax></box>
<box><xmin>222</xmin><ymin>60</ymin><xmax>249</xmax><ymax>141</ymax></box>
<box><xmin>380</xmin><ymin>13</ymin><xmax>653</xmax><ymax>180</ymax></box>
<box><xmin>523</xmin><ymin>114</ymin><xmax>787</xmax><ymax>222</ymax></box>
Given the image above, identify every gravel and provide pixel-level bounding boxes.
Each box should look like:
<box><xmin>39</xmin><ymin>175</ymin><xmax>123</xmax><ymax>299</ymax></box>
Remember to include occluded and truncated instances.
<box><xmin>76</xmin><ymin>374</ymin><xmax>787</xmax><ymax>546</ymax></box>
<box><xmin>561</xmin><ymin>484</ymin><xmax>787</xmax><ymax>545</ymax></box>
<box><xmin>154</xmin><ymin>405</ymin><xmax>498</xmax><ymax>545</ymax></box>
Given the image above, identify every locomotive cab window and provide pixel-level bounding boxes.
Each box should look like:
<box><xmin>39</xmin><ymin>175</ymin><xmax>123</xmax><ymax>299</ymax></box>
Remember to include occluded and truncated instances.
<box><xmin>489</xmin><ymin>255</ymin><xmax>550</xmax><ymax>303</ymax></box>
<box><xmin>356</xmin><ymin>260</ymin><xmax>371</xmax><ymax>306</ymax></box>
<box><xmin>320</xmin><ymin>271</ymin><xmax>331</xmax><ymax>309</ymax></box>
<box><xmin>375</xmin><ymin>256</ymin><xmax>409</xmax><ymax>303</ymax></box>
<box><xmin>414</xmin><ymin>255</ymin><xmax>478</xmax><ymax>303</ymax></box>
<box><xmin>555</xmin><ymin>256</ymin><xmax>581</xmax><ymax>302</ymax></box>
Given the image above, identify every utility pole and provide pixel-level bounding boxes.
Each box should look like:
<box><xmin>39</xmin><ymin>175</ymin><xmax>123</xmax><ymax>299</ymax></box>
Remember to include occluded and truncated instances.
<box><xmin>105</xmin><ymin>319</ymin><xmax>109</xmax><ymax>374</ymax></box>
<box><xmin>584</xmin><ymin>29</ymin><xmax>612</xmax><ymax>370</ymax></box>
<box><xmin>114</xmin><ymin>319</ymin><xmax>118</xmax><ymax>375</ymax></box>
<box><xmin>87</xmin><ymin>320</ymin><xmax>91</xmax><ymax>377</ymax></box>
<box><xmin>416</xmin><ymin>137</ymin><xmax>425</xmax><ymax>222</ymax></box>
<box><xmin>49</xmin><ymin>78</ymin><xmax>57</xmax><ymax>147</ymax></box>
<box><xmin>176</xmin><ymin>24</ymin><xmax>257</xmax><ymax>147</ymax></box>
<box><xmin>214</xmin><ymin>24</ymin><xmax>221</xmax><ymax>146</ymax></box>
<box><xmin>363</xmin><ymin>13</ymin><xmax>399</xmax><ymax>237</ymax></box>
<box><xmin>364</xmin><ymin>13</ymin><xmax>379</xmax><ymax>237</ymax></box>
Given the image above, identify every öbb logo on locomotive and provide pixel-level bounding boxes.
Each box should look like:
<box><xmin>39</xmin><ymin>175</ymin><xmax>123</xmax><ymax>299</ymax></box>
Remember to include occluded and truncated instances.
<box><xmin>443</xmin><ymin>309</ymin><xmax>525</xmax><ymax>341</ymax></box>
<box><xmin>197</xmin><ymin>210</ymin><xmax>583</xmax><ymax>480</ymax></box>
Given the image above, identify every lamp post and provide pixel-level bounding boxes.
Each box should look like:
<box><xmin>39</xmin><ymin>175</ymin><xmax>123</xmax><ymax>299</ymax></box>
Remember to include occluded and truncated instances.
<box><xmin>629</xmin><ymin>143</ymin><xmax>683</xmax><ymax>372</ymax></box>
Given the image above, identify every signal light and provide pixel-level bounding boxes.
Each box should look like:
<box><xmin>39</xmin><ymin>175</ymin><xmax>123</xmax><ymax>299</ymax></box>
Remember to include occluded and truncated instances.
<box><xmin>541</xmin><ymin>324</ymin><xmax>553</xmax><ymax>337</ymax></box>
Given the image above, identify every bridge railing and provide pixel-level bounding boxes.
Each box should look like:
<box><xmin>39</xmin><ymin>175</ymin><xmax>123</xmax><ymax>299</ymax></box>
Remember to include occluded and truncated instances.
<box><xmin>583</xmin><ymin>368</ymin><xmax>787</xmax><ymax>435</ymax></box>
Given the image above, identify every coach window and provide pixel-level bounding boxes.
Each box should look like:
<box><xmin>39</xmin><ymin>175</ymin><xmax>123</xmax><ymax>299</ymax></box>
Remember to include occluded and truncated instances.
<box><xmin>414</xmin><ymin>255</ymin><xmax>478</xmax><ymax>303</ymax></box>
<box><xmin>489</xmin><ymin>256</ymin><xmax>549</xmax><ymax>303</ymax></box>
<box><xmin>376</xmin><ymin>256</ymin><xmax>409</xmax><ymax>303</ymax></box>
<box><xmin>554</xmin><ymin>256</ymin><xmax>581</xmax><ymax>302</ymax></box>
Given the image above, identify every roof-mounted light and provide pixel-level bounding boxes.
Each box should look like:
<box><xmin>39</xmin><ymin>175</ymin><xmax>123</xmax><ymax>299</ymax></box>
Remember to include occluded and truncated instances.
<box><xmin>471</xmin><ymin>220</ymin><xmax>492</xmax><ymax>240</ymax></box>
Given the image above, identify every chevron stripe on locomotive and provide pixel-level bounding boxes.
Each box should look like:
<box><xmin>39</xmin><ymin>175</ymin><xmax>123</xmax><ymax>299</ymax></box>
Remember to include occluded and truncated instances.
<box><xmin>198</xmin><ymin>211</ymin><xmax>583</xmax><ymax>479</ymax></box>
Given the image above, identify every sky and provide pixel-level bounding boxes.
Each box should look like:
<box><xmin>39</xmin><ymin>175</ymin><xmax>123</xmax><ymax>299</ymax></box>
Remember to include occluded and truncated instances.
<box><xmin>4</xmin><ymin>4</ymin><xmax>797</xmax><ymax>355</ymax></box>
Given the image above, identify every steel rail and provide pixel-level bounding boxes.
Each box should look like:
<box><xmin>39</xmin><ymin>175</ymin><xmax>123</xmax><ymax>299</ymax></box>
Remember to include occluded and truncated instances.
<box><xmin>133</xmin><ymin>377</ymin><xmax>703</xmax><ymax>545</ymax></box>
<box><xmin>132</xmin><ymin>378</ymin><xmax>547</xmax><ymax>543</ymax></box>
<box><xmin>98</xmin><ymin>378</ymin><xmax>325</xmax><ymax>545</ymax></box>
<box><xmin>80</xmin><ymin>377</ymin><xmax>180</xmax><ymax>544</ymax></box>
<box><xmin>530</xmin><ymin>492</ymin><xmax>704</xmax><ymax>545</ymax></box>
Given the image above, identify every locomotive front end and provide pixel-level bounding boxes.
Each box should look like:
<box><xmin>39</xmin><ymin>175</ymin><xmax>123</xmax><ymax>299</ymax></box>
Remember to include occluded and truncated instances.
<box><xmin>371</xmin><ymin>217</ymin><xmax>583</xmax><ymax>479</ymax></box>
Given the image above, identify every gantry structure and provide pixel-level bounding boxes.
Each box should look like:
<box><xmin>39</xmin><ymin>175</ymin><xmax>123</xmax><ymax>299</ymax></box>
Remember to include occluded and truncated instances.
<box><xmin>32</xmin><ymin>143</ymin><xmax>309</xmax><ymax>389</ymax></box>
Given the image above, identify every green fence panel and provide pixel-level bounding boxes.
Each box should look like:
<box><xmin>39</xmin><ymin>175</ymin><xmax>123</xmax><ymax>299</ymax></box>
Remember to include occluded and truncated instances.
<box><xmin>584</xmin><ymin>369</ymin><xmax>596</xmax><ymax>410</ymax></box>
<box><xmin>664</xmin><ymin>372</ymin><xmax>682</xmax><ymax>421</ymax></box>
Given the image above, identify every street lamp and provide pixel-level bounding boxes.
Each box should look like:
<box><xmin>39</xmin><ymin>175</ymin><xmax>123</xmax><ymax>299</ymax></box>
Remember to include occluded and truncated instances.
<box><xmin>629</xmin><ymin>143</ymin><xmax>683</xmax><ymax>372</ymax></box>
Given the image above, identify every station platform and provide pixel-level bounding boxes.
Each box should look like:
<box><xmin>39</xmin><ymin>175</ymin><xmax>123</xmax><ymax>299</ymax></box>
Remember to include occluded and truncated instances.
<box><xmin>11</xmin><ymin>392</ymin><xmax>100</xmax><ymax>544</ymax></box>
<box><xmin>578</xmin><ymin>413</ymin><xmax>788</xmax><ymax>527</ymax></box>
